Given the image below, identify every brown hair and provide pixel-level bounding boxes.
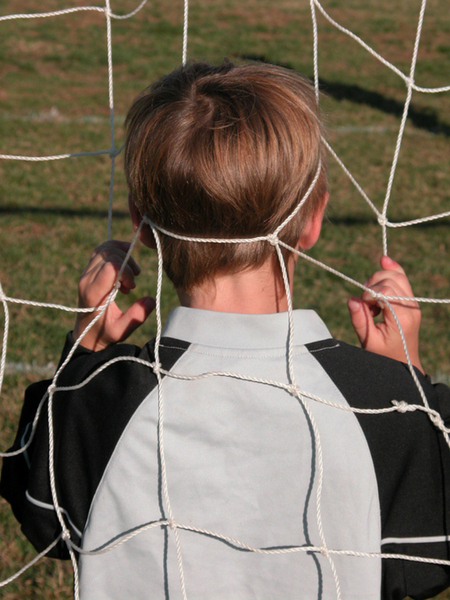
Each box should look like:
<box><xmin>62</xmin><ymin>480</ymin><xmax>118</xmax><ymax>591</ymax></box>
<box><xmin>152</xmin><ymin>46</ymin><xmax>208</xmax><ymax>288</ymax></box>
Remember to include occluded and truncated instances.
<box><xmin>125</xmin><ymin>61</ymin><xmax>327</xmax><ymax>290</ymax></box>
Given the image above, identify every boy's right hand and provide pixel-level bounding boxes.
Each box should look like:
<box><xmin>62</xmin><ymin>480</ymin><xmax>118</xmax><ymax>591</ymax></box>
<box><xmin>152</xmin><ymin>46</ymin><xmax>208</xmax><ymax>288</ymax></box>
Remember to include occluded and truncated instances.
<box><xmin>347</xmin><ymin>256</ymin><xmax>424</xmax><ymax>373</ymax></box>
<box><xmin>73</xmin><ymin>240</ymin><xmax>155</xmax><ymax>351</ymax></box>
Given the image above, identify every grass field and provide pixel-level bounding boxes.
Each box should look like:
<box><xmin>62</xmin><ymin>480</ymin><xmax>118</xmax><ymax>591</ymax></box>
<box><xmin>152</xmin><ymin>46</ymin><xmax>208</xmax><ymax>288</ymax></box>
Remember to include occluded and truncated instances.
<box><xmin>0</xmin><ymin>0</ymin><xmax>449</xmax><ymax>597</ymax></box>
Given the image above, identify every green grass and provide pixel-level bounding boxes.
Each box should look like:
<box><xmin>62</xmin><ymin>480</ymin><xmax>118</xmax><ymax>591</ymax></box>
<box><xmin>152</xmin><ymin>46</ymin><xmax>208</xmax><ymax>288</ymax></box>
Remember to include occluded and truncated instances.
<box><xmin>0</xmin><ymin>0</ymin><xmax>449</xmax><ymax>597</ymax></box>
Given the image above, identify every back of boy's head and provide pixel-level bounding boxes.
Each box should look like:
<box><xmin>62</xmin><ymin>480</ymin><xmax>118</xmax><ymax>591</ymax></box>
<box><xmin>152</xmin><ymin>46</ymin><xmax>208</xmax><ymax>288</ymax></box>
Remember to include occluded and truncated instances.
<box><xmin>125</xmin><ymin>61</ymin><xmax>327</xmax><ymax>291</ymax></box>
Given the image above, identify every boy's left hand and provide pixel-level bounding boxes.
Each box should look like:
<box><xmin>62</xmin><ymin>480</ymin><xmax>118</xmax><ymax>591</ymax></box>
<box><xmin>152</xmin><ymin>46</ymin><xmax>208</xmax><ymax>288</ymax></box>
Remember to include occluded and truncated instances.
<box><xmin>73</xmin><ymin>240</ymin><xmax>155</xmax><ymax>351</ymax></box>
<box><xmin>347</xmin><ymin>256</ymin><xmax>424</xmax><ymax>373</ymax></box>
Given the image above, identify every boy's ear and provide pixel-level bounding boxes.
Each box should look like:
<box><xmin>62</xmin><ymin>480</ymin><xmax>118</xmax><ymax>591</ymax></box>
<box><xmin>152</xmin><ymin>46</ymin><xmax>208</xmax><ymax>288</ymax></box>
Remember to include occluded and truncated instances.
<box><xmin>296</xmin><ymin>192</ymin><xmax>328</xmax><ymax>251</ymax></box>
<box><xmin>128</xmin><ymin>194</ymin><xmax>156</xmax><ymax>249</ymax></box>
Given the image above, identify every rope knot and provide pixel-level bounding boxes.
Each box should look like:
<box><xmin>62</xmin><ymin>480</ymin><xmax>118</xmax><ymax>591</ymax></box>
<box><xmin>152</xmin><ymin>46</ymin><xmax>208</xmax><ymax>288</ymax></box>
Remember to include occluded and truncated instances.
<box><xmin>377</xmin><ymin>215</ymin><xmax>388</xmax><ymax>227</ymax></box>
<box><xmin>167</xmin><ymin>518</ymin><xmax>177</xmax><ymax>530</ymax></box>
<box><xmin>368</xmin><ymin>289</ymin><xmax>384</xmax><ymax>303</ymax></box>
<box><xmin>286</xmin><ymin>384</ymin><xmax>299</xmax><ymax>396</ymax></box>
<box><xmin>62</xmin><ymin>529</ymin><xmax>71</xmax><ymax>541</ymax></box>
<box><xmin>392</xmin><ymin>400</ymin><xmax>415</xmax><ymax>413</ymax></box>
<box><xmin>153</xmin><ymin>362</ymin><xmax>162</xmax><ymax>375</ymax></box>
<box><xmin>266</xmin><ymin>233</ymin><xmax>279</xmax><ymax>246</ymax></box>
<box><xmin>429</xmin><ymin>412</ymin><xmax>447</xmax><ymax>432</ymax></box>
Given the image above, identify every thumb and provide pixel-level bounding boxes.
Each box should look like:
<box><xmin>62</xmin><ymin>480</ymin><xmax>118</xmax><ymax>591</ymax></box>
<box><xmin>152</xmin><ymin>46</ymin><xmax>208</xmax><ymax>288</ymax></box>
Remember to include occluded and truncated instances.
<box><xmin>347</xmin><ymin>297</ymin><xmax>374</xmax><ymax>349</ymax></box>
<box><xmin>380</xmin><ymin>255</ymin><xmax>404</xmax><ymax>273</ymax></box>
<box><xmin>115</xmin><ymin>296</ymin><xmax>156</xmax><ymax>341</ymax></box>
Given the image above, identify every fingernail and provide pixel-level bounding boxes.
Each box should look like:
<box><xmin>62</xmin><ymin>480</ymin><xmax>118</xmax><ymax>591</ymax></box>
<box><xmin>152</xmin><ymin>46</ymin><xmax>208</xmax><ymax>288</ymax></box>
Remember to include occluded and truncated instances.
<box><xmin>145</xmin><ymin>296</ymin><xmax>156</xmax><ymax>309</ymax></box>
<box><xmin>348</xmin><ymin>298</ymin><xmax>361</xmax><ymax>312</ymax></box>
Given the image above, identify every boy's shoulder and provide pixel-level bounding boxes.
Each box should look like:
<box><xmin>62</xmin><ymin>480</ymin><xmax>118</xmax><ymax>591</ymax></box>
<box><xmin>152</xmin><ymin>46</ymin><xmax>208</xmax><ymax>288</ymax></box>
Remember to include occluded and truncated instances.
<box><xmin>306</xmin><ymin>336</ymin><xmax>447</xmax><ymax>412</ymax></box>
<box><xmin>57</xmin><ymin>332</ymin><xmax>189</xmax><ymax>386</ymax></box>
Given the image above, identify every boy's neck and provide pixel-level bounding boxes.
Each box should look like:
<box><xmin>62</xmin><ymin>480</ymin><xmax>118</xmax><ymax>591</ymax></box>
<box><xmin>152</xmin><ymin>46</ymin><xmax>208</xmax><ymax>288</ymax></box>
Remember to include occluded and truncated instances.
<box><xmin>177</xmin><ymin>260</ymin><xmax>294</xmax><ymax>314</ymax></box>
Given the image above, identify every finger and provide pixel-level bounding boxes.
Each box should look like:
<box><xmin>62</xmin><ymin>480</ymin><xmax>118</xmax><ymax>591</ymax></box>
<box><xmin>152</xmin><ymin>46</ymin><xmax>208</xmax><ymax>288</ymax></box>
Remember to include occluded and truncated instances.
<box><xmin>347</xmin><ymin>297</ymin><xmax>377</xmax><ymax>348</ymax></box>
<box><xmin>362</xmin><ymin>267</ymin><xmax>417</xmax><ymax>306</ymax></box>
<box><xmin>362</xmin><ymin>282</ymin><xmax>417</xmax><ymax>315</ymax></box>
<box><xmin>91</xmin><ymin>240</ymin><xmax>132</xmax><ymax>257</ymax></box>
<box><xmin>361</xmin><ymin>285</ymin><xmax>401</xmax><ymax>327</ymax></box>
<box><xmin>97</xmin><ymin>246</ymin><xmax>141</xmax><ymax>276</ymax></box>
<box><xmin>364</xmin><ymin>258</ymin><xmax>413</xmax><ymax>299</ymax></box>
<box><xmin>89</xmin><ymin>241</ymin><xmax>141</xmax><ymax>277</ymax></box>
<box><xmin>80</xmin><ymin>260</ymin><xmax>123</xmax><ymax>308</ymax></box>
<box><xmin>105</xmin><ymin>254</ymin><xmax>140</xmax><ymax>291</ymax></box>
<box><xmin>363</xmin><ymin>272</ymin><xmax>404</xmax><ymax>295</ymax></box>
<box><xmin>380</xmin><ymin>255</ymin><xmax>405</xmax><ymax>275</ymax></box>
<box><xmin>85</xmin><ymin>254</ymin><xmax>140</xmax><ymax>296</ymax></box>
<box><xmin>112</xmin><ymin>297</ymin><xmax>156</xmax><ymax>342</ymax></box>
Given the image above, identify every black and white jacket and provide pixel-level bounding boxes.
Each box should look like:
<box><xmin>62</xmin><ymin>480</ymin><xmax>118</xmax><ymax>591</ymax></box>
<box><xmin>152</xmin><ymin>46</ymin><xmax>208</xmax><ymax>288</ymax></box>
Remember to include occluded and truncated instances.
<box><xmin>2</xmin><ymin>307</ymin><xmax>450</xmax><ymax>599</ymax></box>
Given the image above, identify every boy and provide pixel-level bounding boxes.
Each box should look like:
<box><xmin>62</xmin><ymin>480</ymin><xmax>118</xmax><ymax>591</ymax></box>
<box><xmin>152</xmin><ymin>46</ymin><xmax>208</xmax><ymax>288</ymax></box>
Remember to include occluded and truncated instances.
<box><xmin>1</xmin><ymin>62</ymin><xmax>450</xmax><ymax>599</ymax></box>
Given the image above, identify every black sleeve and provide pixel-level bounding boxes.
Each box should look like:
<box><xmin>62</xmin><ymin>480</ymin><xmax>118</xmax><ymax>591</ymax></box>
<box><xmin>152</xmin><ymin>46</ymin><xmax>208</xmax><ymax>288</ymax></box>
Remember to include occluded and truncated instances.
<box><xmin>0</xmin><ymin>377</ymin><xmax>71</xmax><ymax>558</ymax></box>
<box><xmin>0</xmin><ymin>333</ymin><xmax>188</xmax><ymax>560</ymax></box>
<box><xmin>0</xmin><ymin>380</ymin><xmax>53</xmax><ymax>524</ymax></box>
<box><xmin>0</xmin><ymin>336</ymin><xmax>103</xmax><ymax>558</ymax></box>
<box><xmin>307</xmin><ymin>338</ymin><xmax>450</xmax><ymax>600</ymax></box>
<box><xmin>0</xmin><ymin>334</ymin><xmax>144</xmax><ymax>559</ymax></box>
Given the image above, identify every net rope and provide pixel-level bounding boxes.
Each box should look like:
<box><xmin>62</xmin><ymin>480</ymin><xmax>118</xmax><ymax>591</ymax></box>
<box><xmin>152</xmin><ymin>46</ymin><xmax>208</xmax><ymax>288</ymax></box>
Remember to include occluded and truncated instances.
<box><xmin>0</xmin><ymin>0</ymin><xmax>449</xmax><ymax>598</ymax></box>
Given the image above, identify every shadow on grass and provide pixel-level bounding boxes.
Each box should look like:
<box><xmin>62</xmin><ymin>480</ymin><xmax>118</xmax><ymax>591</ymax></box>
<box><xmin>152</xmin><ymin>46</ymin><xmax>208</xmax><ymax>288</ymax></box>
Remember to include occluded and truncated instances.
<box><xmin>0</xmin><ymin>205</ymin><xmax>448</xmax><ymax>228</ymax></box>
<box><xmin>0</xmin><ymin>206</ymin><xmax>129</xmax><ymax>219</ymax></box>
<box><xmin>325</xmin><ymin>215</ymin><xmax>450</xmax><ymax>228</ymax></box>
<box><xmin>240</xmin><ymin>54</ymin><xmax>450</xmax><ymax>137</ymax></box>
